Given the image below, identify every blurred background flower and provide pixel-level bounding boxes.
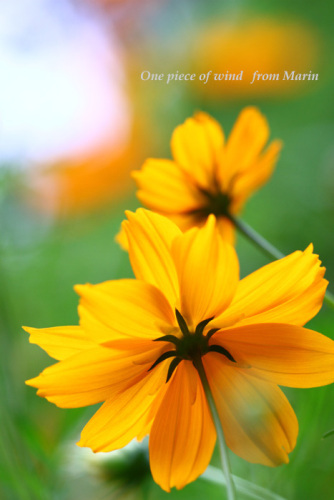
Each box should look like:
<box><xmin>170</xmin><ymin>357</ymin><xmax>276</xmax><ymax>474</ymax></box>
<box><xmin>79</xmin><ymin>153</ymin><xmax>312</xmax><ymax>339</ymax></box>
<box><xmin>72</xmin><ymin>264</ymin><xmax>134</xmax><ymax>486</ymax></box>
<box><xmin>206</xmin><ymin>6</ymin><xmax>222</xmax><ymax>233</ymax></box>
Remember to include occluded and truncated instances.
<box><xmin>25</xmin><ymin>117</ymin><xmax>145</xmax><ymax>216</ymax></box>
<box><xmin>63</xmin><ymin>440</ymin><xmax>152</xmax><ymax>500</ymax></box>
<box><xmin>0</xmin><ymin>0</ymin><xmax>153</xmax><ymax>218</ymax></box>
<box><xmin>1</xmin><ymin>0</ymin><xmax>334</xmax><ymax>499</ymax></box>
<box><xmin>191</xmin><ymin>17</ymin><xmax>320</xmax><ymax>99</ymax></box>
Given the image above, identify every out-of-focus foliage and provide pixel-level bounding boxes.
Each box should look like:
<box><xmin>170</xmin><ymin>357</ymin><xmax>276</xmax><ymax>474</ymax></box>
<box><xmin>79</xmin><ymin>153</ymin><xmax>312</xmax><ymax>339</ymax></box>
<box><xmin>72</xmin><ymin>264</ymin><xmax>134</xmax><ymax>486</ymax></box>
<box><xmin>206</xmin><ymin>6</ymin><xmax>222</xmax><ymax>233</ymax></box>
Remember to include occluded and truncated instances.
<box><xmin>1</xmin><ymin>0</ymin><xmax>334</xmax><ymax>499</ymax></box>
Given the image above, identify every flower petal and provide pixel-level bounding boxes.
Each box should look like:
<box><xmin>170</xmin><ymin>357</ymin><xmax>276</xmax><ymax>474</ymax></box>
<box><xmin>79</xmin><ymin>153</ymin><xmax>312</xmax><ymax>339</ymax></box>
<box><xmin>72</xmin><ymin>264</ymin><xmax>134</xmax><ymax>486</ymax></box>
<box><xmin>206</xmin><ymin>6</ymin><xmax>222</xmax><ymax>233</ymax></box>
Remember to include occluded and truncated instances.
<box><xmin>219</xmin><ymin>107</ymin><xmax>270</xmax><ymax>191</ymax></box>
<box><xmin>211</xmin><ymin>323</ymin><xmax>334</xmax><ymax>387</ymax></box>
<box><xmin>115</xmin><ymin>225</ymin><xmax>129</xmax><ymax>251</ymax></box>
<box><xmin>75</xmin><ymin>279</ymin><xmax>176</xmax><ymax>342</ymax></box>
<box><xmin>26</xmin><ymin>341</ymin><xmax>163</xmax><ymax>408</ymax></box>
<box><xmin>134</xmin><ymin>159</ymin><xmax>204</xmax><ymax>214</ymax></box>
<box><xmin>23</xmin><ymin>325</ymin><xmax>95</xmax><ymax>360</ymax></box>
<box><xmin>203</xmin><ymin>353</ymin><xmax>298</xmax><ymax>466</ymax></box>
<box><xmin>231</xmin><ymin>139</ymin><xmax>282</xmax><ymax>212</ymax></box>
<box><xmin>215</xmin><ymin>245</ymin><xmax>327</xmax><ymax>328</ymax></box>
<box><xmin>162</xmin><ymin>212</ymin><xmax>205</xmax><ymax>233</ymax></box>
<box><xmin>78</xmin><ymin>363</ymin><xmax>167</xmax><ymax>452</ymax></box>
<box><xmin>216</xmin><ymin>216</ymin><xmax>236</xmax><ymax>245</ymax></box>
<box><xmin>171</xmin><ymin>112</ymin><xmax>224</xmax><ymax>189</ymax></box>
<box><xmin>171</xmin><ymin>215</ymin><xmax>239</xmax><ymax>327</ymax></box>
<box><xmin>123</xmin><ymin>209</ymin><xmax>181</xmax><ymax>307</ymax></box>
<box><xmin>149</xmin><ymin>360</ymin><xmax>216</xmax><ymax>491</ymax></box>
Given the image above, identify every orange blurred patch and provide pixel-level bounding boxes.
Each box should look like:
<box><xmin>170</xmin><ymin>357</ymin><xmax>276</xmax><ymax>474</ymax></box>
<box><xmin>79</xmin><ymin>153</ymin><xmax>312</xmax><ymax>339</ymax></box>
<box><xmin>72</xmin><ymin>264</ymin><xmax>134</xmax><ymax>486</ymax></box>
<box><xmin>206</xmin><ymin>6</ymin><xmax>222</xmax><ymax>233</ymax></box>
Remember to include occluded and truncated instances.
<box><xmin>27</xmin><ymin>120</ymin><xmax>144</xmax><ymax>216</ymax></box>
<box><xmin>192</xmin><ymin>18</ymin><xmax>320</xmax><ymax>98</ymax></box>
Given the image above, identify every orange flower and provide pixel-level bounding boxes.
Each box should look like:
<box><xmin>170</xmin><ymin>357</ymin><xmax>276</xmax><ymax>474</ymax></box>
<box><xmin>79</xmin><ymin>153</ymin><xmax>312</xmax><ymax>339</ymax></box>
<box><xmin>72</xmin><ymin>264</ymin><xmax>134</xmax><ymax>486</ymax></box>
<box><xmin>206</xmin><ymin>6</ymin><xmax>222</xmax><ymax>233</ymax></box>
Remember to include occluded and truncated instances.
<box><xmin>132</xmin><ymin>107</ymin><xmax>281</xmax><ymax>244</ymax></box>
<box><xmin>192</xmin><ymin>18</ymin><xmax>319</xmax><ymax>99</ymax></box>
<box><xmin>26</xmin><ymin>121</ymin><xmax>145</xmax><ymax>216</ymax></box>
<box><xmin>25</xmin><ymin>210</ymin><xmax>334</xmax><ymax>491</ymax></box>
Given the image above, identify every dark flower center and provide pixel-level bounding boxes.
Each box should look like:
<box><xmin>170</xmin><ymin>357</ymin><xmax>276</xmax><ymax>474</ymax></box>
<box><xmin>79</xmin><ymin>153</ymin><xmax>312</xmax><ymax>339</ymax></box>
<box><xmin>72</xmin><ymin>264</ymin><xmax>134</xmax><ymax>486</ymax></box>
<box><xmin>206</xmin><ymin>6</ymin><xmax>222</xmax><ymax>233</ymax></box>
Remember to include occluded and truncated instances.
<box><xmin>189</xmin><ymin>189</ymin><xmax>232</xmax><ymax>220</ymax></box>
<box><xmin>149</xmin><ymin>309</ymin><xmax>236</xmax><ymax>383</ymax></box>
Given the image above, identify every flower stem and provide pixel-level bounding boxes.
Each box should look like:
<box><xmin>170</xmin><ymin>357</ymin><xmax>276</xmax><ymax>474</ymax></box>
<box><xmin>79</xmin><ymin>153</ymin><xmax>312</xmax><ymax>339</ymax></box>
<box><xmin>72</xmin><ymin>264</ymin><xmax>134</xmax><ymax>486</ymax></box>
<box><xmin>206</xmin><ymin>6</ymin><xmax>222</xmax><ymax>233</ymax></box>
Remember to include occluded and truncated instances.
<box><xmin>194</xmin><ymin>357</ymin><xmax>236</xmax><ymax>500</ymax></box>
<box><xmin>228</xmin><ymin>214</ymin><xmax>284</xmax><ymax>260</ymax></box>
<box><xmin>229</xmin><ymin>214</ymin><xmax>334</xmax><ymax>310</ymax></box>
<box><xmin>323</xmin><ymin>290</ymin><xmax>334</xmax><ymax>309</ymax></box>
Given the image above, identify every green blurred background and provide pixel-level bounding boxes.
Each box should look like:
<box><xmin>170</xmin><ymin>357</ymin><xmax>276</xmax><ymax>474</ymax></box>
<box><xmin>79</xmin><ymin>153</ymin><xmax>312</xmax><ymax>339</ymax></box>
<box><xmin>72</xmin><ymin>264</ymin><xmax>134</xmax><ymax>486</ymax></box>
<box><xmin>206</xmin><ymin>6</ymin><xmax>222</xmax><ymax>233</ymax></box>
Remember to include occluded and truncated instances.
<box><xmin>1</xmin><ymin>0</ymin><xmax>333</xmax><ymax>499</ymax></box>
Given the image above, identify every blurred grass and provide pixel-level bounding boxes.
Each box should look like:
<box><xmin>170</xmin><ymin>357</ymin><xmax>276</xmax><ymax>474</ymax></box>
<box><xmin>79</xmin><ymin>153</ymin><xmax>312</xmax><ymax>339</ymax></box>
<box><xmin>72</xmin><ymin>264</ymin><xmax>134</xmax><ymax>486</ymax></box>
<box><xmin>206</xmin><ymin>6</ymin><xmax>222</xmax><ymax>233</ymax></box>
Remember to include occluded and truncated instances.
<box><xmin>1</xmin><ymin>0</ymin><xmax>334</xmax><ymax>499</ymax></box>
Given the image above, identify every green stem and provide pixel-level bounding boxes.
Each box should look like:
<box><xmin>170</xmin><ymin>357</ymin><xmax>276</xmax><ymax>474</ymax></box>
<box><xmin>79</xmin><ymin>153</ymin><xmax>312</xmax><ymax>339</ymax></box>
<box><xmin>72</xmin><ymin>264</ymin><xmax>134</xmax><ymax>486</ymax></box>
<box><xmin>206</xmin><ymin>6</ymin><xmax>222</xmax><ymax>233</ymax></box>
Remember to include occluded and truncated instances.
<box><xmin>228</xmin><ymin>214</ymin><xmax>284</xmax><ymax>260</ymax></box>
<box><xmin>194</xmin><ymin>357</ymin><xmax>236</xmax><ymax>500</ymax></box>
<box><xmin>322</xmin><ymin>428</ymin><xmax>334</xmax><ymax>439</ymax></box>
<box><xmin>323</xmin><ymin>290</ymin><xmax>334</xmax><ymax>309</ymax></box>
<box><xmin>229</xmin><ymin>214</ymin><xmax>334</xmax><ymax>310</ymax></box>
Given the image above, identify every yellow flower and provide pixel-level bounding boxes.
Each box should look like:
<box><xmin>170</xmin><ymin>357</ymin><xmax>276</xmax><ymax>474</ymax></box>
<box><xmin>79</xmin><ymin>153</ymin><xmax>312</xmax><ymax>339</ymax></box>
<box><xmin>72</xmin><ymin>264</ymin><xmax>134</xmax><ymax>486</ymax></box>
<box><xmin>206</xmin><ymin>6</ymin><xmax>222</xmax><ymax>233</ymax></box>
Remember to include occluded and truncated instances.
<box><xmin>132</xmin><ymin>107</ymin><xmax>282</xmax><ymax>244</ymax></box>
<box><xmin>25</xmin><ymin>209</ymin><xmax>334</xmax><ymax>492</ymax></box>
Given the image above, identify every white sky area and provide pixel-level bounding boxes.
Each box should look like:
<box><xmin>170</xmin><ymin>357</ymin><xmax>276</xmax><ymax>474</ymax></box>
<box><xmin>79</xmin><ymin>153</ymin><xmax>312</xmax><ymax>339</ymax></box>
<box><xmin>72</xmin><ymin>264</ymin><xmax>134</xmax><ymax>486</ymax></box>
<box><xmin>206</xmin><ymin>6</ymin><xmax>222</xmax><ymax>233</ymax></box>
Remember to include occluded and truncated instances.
<box><xmin>0</xmin><ymin>0</ymin><xmax>131</xmax><ymax>167</ymax></box>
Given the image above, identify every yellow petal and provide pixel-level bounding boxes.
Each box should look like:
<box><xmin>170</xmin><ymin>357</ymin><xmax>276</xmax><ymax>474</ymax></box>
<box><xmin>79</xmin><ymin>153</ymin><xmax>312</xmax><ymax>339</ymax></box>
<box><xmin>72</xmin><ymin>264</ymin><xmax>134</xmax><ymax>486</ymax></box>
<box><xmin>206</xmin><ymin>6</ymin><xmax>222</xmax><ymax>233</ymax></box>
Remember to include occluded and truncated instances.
<box><xmin>23</xmin><ymin>325</ymin><xmax>95</xmax><ymax>360</ymax></box>
<box><xmin>115</xmin><ymin>225</ymin><xmax>129</xmax><ymax>251</ymax></box>
<box><xmin>215</xmin><ymin>245</ymin><xmax>326</xmax><ymax>328</ymax></box>
<box><xmin>219</xmin><ymin>107</ymin><xmax>270</xmax><ymax>190</ymax></box>
<box><xmin>123</xmin><ymin>209</ymin><xmax>181</xmax><ymax>307</ymax></box>
<box><xmin>162</xmin><ymin>212</ymin><xmax>205</xmax><ymax>233</ymax></box>
<box><xmin>134</xmin><ymin>159</ymin><xmax>204</xmax><ymax>214</ymax></box>
<box><xmin>171</xmin><ymin>215</ymin><xmax>239</xmax><ymax>327</ymax></box>
<box><xmin>231</xmin><ymin>139</ymin><xmax>282</xmax><ymax>212</ymax></box>
<box><xmin>171</xmin><ymin>112</ymin><xmax>224</xmax><ymax>190</ymax></box>
<box><xmin>26</xmin><ymin>343</ymin><xmax>161</xmax><ymax>408</ymax></box>
<box><xmin>212</xmin><ymin>323</ymin><xmax>334</xmax><ymax>387</ymax></box>
<box><xmin>203</xmin><ymin>353</ymin><xmax>298</xmax><ymax>466</ymax></box>
<box><xmin>149</xmin><ymin>360</ymin><xmax>216</xmax><ymax>491</ymax></box>
<box><xmin>78</xmin><ymin>362</ymin><xmax>167</xmax><ymax>452</ymax></box>
<box><xmin>216</xmin><ymin>216</ymin><xmax>236</xmax><ymax>245</ymax></box>
<box><xmin>75</xmin><ymin>279</ymin><xmax>175</xmax><ymax>343</ymax></box>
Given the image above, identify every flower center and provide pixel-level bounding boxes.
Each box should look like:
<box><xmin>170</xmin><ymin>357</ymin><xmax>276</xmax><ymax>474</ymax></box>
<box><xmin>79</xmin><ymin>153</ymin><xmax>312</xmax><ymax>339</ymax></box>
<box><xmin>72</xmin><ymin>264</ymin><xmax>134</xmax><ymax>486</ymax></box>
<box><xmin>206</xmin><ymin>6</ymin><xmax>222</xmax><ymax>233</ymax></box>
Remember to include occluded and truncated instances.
<box><xmin>189</xmin><ymin>188</ymin><xmax>232</xmax><ymax>221</ymax></box>
<box><xmin>149</xmin><ymin>309</ymin><xmax>236</xmax><ymax>383</ymax></box>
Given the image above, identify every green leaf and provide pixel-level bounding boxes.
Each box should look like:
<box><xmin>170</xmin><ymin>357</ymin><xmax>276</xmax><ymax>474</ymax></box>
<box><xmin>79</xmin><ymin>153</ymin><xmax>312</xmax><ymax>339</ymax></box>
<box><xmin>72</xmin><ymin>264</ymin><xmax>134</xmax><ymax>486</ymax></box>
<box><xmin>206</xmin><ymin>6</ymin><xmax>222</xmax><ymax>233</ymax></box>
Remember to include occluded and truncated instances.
<box><xmin>322</xmin><ymin>429</ymin><xmax>334</xmax><ymax>439</ymax></box>
<box><xmin>201</xmin><ymin>466</ymin><xmax>287</xmax><ymax>500</ymax></box>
